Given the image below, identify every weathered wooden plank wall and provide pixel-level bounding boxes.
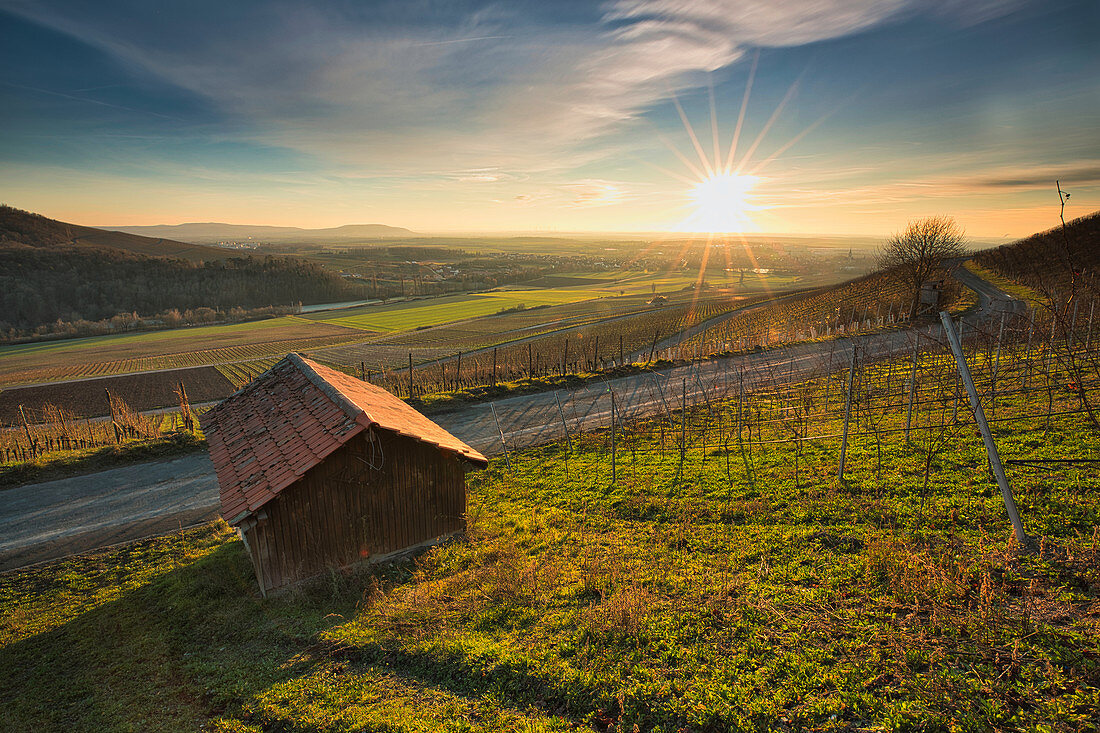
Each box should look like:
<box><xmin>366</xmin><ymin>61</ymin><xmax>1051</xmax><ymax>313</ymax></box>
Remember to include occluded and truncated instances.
<box><xmin>241</xmin><ymin>428</ymin><xmax>467</xmax><ymax>593</ymax></box>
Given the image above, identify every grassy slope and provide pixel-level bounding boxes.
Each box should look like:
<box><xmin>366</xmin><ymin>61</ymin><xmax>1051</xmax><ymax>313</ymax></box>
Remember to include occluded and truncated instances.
<box><xmin>964</xmin><ymin>260</ymin><xmax>1047</xmax><ymax>311</ymax></box>
<box><xmin>3</xmin><ymin>347</ymin><xmax>1098</xmax><ymax>731</ymax></box>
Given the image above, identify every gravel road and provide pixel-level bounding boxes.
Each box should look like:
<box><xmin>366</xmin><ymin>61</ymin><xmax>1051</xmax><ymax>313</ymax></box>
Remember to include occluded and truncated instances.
<box><xmin>0</xmin><ymin>264</ymin><xmax>1020</xmax><ymax>572</ymax></box>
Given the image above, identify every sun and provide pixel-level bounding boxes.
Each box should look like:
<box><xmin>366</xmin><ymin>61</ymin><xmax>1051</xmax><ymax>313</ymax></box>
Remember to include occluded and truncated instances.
<box><xmin>688</xmin><ymin>172</ymin><xmax>759</xmax><ymax>232</ymax></box>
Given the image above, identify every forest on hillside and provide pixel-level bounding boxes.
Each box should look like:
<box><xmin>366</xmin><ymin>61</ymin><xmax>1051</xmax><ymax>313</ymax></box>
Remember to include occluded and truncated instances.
<box><xmin>0</xmin><ymin>244</ymin><xmax>369</xmax><ymax>338</ymax></box>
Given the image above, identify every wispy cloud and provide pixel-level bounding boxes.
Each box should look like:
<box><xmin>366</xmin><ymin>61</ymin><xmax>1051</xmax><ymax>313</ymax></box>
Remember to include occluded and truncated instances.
<box><xmin>0</xmin><ymin>0</ymin><xmax>1024</xmax><ymax>177</ymax></box>
<box><xmin>562</xmin><ymin>179</ymin><xmax>630</xmax><ymax>207</ymax></box>
<box><xmin>0</xmin><ymin>79</ymin><xmax>183</xmax><ymax>121</ymax></box>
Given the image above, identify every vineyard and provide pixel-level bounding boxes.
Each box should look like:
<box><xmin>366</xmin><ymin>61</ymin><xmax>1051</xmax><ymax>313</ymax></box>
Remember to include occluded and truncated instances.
<box><xmin>311</xmin><ymin>292</ymin><xmax>670</xmax><ymax>372</ymax></box>
<box><xmin>0</xmin><ymin>331</ymin><xmax>370</xmax><ymax>388</ymax></box>
<box><xmin>0</xmin><ymin>385</ymin><xmax>204</xmax><ymax>464</ymax></box>
<box><xmin>0</xmin><ymin>365</ymin><xmax>233</xmax><ymax>423</ymax></box>
<box><xmin>354</xmin><ymin>300</ymin><xmax>1096</xmax><ymax>730</ymax></box>
<box><xmin>6</xmin><ymin>284</ymin><xmax>1099</xmax><ymax>730</ymax></box>
<box><xmin>311</xmin><ymin>291</ymin><xmax>780</xmax><ymax>399</ymax></box>
<box><xmin>975</xmin><ymin>210</ymin><xmax>1100</xmax><ymax>295</ymax></box>
<box><xmin>670</xmin><ymin>265</ymin><xmax>975</xmax><ymax>359</ymax></box>
<box><xmin>214</xmin><ymin>358</ymin><xmax>281</xmax><ymax>390</ymax></box>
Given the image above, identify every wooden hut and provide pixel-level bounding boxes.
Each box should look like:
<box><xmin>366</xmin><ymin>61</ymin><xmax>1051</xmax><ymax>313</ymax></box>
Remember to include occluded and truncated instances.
<box><xmin>200</xmin><ymin>353</ymin><xmax>487</xmax><ymax>595</ymax></box>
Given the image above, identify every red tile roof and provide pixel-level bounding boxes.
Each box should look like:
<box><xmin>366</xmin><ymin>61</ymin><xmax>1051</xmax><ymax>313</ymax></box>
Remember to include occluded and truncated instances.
<box><xmin>201</xmin><ymin>353</ymin><xmax>487</xmax><ymax>524</ymax></box>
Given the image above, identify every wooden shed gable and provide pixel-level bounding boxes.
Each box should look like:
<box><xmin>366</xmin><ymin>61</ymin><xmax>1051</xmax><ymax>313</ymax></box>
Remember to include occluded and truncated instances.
<box><xmin>201</xmin><ymin>352</ymin><xmax>486</xmax><ymax>525</ymax></box>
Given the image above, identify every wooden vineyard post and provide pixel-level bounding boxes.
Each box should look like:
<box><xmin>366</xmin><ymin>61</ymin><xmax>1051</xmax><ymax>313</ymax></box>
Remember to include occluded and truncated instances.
<box><xmin>106</xmin><ymin>389</ymin><xmax>120</xmax><ymax>443</ymax></box>
<box><xmin>492</xmin><ymin>348</ymin><xmax>498</xmax><ymax>387</ymax></box>
<box><xmin>490</xmin><ymin>402</ymin><xmax>511</xmax><ymax>470</ymax></box>
<box><xmin>176</xmin><ymin>381</ymin><xmax>194</xmax><ymax>433</ymax></box>
<box><xmin>456</xmin><ymin>351</ymin><xmax>462</xmax><ymax>391</ymax></box>
<box><xmin>905</xmin><ymin>341</ymin><xmax>918</xmax><ymax>443</ymax></box>
<box><xmin>1048</xmin><ymin>313</ymin><xmax>1056</xmax><ymax>374</ymax></box>
<box><xmin>528</xmin><ymin>343</ymin><xmax>533</xmax><ymax>379</ymax></box>
<box><xmin>940</xmin><ymin>312</ymin><xmax>1031</xmax><ymax>548</ymax></box>
<box><xmin>408</xmin><ymin>352</ymin><xmax>414</xmax><ymax>398</ymax></box>
<box><xmin>991</xmin><ymin>314</ymin><xmax>1006</xmax><ymax>417</ymax></box>
<box><xmin>610</xmin><ymin>388</ymin><xmax>617</xmax><ymax>486</ymax></box>
<box><xmin>563</xmin><ymin>339</ymin><xmax>569</xmax><ymax>375</ymax></box>
<box><xmin>1024</xmin><ymin>307</ymin><xmax>1035</xmax><ymax>390</ymax></box>
<box><xmin>359</xmin><ymin>361</ymin><xmax>365</xmax><ymax>381</ymax></box>
<box><xmin>619</xmin><ymin>334</ymin><xmax>624</xmax><ymax>367</ymax></box>
<box><xmin>18</xmin><ymin>405</ymin><xmax>36</xmax><ymax>457</ymax></box>
<box><xmin>651</xmin><ymin>373</ymin><xmax>673</xmax><ymax>422</ymax></box>
<box><xmin>555</xmin><ymin>391</ymin><xmax>572</xmax><ymax>452</ymax></box>
<box><xmin>1087</xmin><ymin>300</ymin><xmax>1095</xmax><ymax>350</ymax></box>
<box><xmin>736</xmin><ymin>366</ymin><xmax>753</xmax><ymax>487</ymax></box>
<box><xmin>677</xmin><ymin>378</ymin><xmax>687</xmax><ymax>484</ymax></box>
<box><xmin>838</xmin><ymin>346</ymin><xmax>856</xmax><ymax>480</ymax></box>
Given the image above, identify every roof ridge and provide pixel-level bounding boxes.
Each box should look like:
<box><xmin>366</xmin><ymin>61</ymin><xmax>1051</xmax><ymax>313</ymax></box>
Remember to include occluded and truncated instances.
<box><xmin>288</xmin><ymin>353</ymin><xmax>373</xmax><ymax>428</ymax></box>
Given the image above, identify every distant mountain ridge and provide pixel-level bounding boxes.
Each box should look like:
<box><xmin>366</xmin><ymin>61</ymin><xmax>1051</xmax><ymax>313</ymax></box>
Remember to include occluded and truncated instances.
<box><xmin>105</xmin><ymin>222</ymin><xmax>417</xmax><ymax>243</ymax></box>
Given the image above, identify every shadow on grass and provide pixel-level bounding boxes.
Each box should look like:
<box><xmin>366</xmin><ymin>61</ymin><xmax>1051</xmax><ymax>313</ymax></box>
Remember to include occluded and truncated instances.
<box><xmin>0</xmin><ymin>536</ymin><xmax>365</xmax><ymax>731</ymax></box>
<box><xmin>0</xmin><ymin>530</ymin><xmax>597</xmax><ymax>732</ymax></box>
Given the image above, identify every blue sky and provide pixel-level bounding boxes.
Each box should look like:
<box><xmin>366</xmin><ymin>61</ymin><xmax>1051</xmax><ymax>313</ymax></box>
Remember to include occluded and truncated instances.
<box><xmin>1</xmin><ymin>0</ymin><xmax>1097</xmax><ymax>236</ymax></box>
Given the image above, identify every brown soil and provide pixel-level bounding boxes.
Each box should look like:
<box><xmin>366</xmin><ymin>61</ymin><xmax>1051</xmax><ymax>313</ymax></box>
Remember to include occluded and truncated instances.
<box><xmin>0</xmin><ymin>366</ymin><xmax>235</xmax><ymax>421</ymax></box>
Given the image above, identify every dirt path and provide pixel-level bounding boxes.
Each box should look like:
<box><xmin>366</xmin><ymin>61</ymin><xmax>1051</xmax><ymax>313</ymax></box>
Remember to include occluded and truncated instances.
<box><xmin>0</xmin><ymin>267</ymin><xmax>1020</xmax><ymax>572</ymax></box>
<box><xmin>0</xmin><ymin>454</ymin><xmax>219</xmax><ymax>571</ymax></box>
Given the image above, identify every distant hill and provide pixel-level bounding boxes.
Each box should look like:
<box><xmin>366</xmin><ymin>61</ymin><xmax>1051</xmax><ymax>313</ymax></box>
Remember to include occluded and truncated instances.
<box><xmin>0</xmin><ymin>206</ymin><xmax>371</xmax><ymax>337</ymax></box>
<box><xmin>974</xmin><ymin>210</ymin><xmax>1099</xmax><ymax>294</ymax></box>
<box><xmin>104</xmin><ymin>222</ymin><xmax>418</xmax><ymax>243</ymax></box>
<box><xmin>0</xmin><ymin>206</ymin><xmax>230</xmax><ymax>262</ymax></box>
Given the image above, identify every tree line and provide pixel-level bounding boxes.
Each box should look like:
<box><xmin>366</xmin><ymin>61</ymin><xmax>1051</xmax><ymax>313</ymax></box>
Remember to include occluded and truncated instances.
<box><xmin>0</xmin><ymin>244</ymin><xmax>370</xmax><ymax>337</ymax></box>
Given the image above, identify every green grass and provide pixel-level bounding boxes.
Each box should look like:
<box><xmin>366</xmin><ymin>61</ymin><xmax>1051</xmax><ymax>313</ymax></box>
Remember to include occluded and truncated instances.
<box><xmin>964</xmin><ymin>260</ymin><xmax>1046</xmax><ymax>310</ymax></box>
<box><xmin>3</xmin><ymin>340</ymin><xmax>1098</xmax><ymax>731</ymax></box>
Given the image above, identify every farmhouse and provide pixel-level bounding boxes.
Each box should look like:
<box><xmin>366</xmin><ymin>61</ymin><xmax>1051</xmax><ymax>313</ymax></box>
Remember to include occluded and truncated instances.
<box><xmin>201</xmin><ymin>353</ymin><xmax>487</xmax><ymax>595</ymax></box>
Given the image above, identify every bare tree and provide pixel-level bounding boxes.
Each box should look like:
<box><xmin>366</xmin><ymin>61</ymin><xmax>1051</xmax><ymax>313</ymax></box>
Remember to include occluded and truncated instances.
<box><xmin>879</xmin><ymin>216</ymin><xmax>967</xmax><ymax>316</ymax></box>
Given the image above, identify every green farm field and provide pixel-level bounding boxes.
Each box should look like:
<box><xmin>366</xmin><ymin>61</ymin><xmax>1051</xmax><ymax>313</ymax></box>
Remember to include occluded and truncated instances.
<box><xmin>0</xmin><ymin>266</ymin><xmax>818</xmax><ymax>391</ymax></box>
<box><xmin>304</xmin><ymin>269</ymin><xmax>810</xmax><ymax>333</ymax></box>
<box><xmin>509</xmin><ymin>269</ymin><xmax>810</xmax><ymax>296</ymax></box>
<box><xmin>308</xmin><ymin>290</ymin><xmax>602</xmax><ymax>332</ymax></box>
